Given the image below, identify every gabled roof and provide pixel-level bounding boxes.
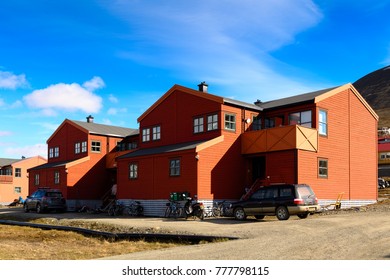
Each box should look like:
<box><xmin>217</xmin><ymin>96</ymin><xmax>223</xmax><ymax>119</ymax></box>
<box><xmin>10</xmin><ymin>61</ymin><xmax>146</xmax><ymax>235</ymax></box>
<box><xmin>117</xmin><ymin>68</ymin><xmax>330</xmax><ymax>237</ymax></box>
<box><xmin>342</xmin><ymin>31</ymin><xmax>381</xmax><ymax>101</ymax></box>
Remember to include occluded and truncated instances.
<box><xmin>137</xmin><ymin>84</ymin><xmax>262</xmax><ymax>122</ymax></box>
<box><xmin>27</xmin><ymin>156</ymin><xmax>90</xmax><ymax>171</ymax></box>
<box><xmin>259</xmin><ymin>83</ymin><xmax>378</xmax><ymax>120</ymax></box>
<box><xmin>0</xmin><ymin>158</ymin><xmax>20</xmax><ymax>167</ymax></box>
<box><xmin>259</xmin><ymin>87</ymin><xmax>338</xmax><ymax>109</ymax></box>
<box><xmin>47</xmin><ymin>119</ymin><xmax>139</xmax><ymax>143</ymax></box>
<box><xmin>70</xmin><ymin>120</ymin><xmax>139</xmax><ymax>137</ymax></box>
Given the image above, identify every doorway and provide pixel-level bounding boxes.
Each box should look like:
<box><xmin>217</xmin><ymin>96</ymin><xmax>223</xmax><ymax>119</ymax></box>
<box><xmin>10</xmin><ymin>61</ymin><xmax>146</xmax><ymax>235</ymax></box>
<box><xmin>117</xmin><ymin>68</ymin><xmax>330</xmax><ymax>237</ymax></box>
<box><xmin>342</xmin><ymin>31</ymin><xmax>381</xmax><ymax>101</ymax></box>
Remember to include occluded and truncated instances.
<box><xmin>252</xmin><ymin>156</ymin><xmax>266</xmax><ymax>182</ymax></box>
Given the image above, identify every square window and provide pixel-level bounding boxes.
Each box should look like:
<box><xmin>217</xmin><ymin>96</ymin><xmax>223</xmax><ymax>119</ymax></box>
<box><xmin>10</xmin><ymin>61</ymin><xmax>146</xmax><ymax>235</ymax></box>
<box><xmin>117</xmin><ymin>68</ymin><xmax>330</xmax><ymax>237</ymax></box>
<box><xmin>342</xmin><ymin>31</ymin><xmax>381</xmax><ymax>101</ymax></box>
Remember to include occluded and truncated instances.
<box><xmin>91</xmin><ymin>141</ymin><xmax>101</xmax><ymax>152</ymax></box>
<box><xmin>224</xmin><ymin>113</ymin><xmax>236</xmax><ymax>131</ymax></box>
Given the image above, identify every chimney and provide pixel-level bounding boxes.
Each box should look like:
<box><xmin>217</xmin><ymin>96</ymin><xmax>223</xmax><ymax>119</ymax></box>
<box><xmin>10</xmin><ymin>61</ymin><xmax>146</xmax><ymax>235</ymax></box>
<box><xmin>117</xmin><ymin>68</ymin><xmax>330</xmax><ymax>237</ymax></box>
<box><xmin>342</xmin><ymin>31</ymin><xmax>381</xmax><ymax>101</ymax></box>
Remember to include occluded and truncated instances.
<box><xmin>254</xmin><ymin>99</ymin><xmax>262</xmax><ymax>106</ymax></box>
<box><xmin>198</xmin><ymin>81</ymin><xmax>208</xmax><ymax>93</ymax></box>
<box><xmin>86</xmin><ymin>115</ymin><xmax>94</xmax><ymax>123</ymax></box>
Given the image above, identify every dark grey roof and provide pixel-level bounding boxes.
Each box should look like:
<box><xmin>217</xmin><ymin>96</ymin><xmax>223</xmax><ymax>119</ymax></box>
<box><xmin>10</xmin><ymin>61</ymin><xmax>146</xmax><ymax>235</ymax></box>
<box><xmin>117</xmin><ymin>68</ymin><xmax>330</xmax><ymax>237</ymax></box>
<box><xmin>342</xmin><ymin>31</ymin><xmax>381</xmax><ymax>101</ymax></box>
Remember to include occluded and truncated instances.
<box><xmin>223</xmin><ymin>97</ymin><xmax>262</xmax><ymax>111</ymax></box>
<box><xmin>27</xmin><ymin>160</ymin><xmax>74</xmax><ymax>171</ymax></box>
<box><xmin>0</xmin><ymin>158</ymin><xmax>20</xmax><ymax>167</ymax></box>
<box><xmin>259</xmin><ymin>87</ymin><xmax>338</xmax><ymax>110</ymax></box>
<box><xmin>118</xmin><ymin>140</ymin><xmax>207</xmax><ymax>159</ymax></box>
<box><xmin>70</xmin><ymin>120</ymin><xmax>139</xmax><ymax>138</ymax></box>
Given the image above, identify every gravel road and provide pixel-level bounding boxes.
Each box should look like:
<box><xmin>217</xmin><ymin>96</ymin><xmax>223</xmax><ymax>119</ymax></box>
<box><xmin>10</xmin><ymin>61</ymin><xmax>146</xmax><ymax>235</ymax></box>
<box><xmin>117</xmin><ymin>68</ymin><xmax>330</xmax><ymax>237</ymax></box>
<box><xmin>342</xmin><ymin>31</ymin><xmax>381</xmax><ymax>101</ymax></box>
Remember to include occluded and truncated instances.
<box><xmin>97</xmin><ymin>210</ymin><xmax>390</xmax><ymax>260</ymax></box>
<box><xmin>1</xmin><ymin>201</ymin><xmax>390</xmax><ymax>260</ymax></box>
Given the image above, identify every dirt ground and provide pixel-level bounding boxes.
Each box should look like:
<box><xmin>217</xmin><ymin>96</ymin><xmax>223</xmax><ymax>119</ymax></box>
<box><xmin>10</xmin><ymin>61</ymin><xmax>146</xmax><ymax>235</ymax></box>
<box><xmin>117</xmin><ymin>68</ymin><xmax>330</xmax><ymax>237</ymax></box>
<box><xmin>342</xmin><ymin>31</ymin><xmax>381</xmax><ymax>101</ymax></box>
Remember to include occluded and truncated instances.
<box><xmin>1</xmin><ymin>189</ymin><xmax>390</xmax><ymax>260</ymax></box>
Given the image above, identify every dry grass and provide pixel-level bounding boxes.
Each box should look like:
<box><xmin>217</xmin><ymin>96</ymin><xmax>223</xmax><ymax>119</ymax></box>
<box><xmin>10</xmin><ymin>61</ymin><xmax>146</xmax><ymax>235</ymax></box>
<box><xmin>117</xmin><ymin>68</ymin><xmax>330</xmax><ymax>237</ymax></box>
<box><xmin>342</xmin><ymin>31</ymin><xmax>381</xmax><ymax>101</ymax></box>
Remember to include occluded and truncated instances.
<box><xmin>0</xmin><ymin>224</ymin><xmax>181</xmax><ymax>260</ymax></box>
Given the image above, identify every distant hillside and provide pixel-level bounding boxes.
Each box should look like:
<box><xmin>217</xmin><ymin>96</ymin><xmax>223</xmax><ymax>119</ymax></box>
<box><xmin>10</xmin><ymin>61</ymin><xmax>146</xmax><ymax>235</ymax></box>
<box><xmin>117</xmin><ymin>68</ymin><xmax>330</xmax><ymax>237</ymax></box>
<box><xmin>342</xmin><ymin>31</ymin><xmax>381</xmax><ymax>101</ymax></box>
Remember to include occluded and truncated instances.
<box><xmin>353</xmin><ymin>66</ymin><xmax>390</xmax><ymax>127</ymax></box>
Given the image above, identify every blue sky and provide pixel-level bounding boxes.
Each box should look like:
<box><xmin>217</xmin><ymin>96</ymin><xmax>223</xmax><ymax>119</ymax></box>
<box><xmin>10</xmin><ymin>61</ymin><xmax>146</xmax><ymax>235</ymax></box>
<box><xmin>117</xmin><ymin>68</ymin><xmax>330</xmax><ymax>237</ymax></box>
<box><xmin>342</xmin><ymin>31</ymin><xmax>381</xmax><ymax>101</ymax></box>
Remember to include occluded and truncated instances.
<box><xmin>1</xmin><ymin>0</ymin><xmax>390</xmax><ymax>159</ymax></box>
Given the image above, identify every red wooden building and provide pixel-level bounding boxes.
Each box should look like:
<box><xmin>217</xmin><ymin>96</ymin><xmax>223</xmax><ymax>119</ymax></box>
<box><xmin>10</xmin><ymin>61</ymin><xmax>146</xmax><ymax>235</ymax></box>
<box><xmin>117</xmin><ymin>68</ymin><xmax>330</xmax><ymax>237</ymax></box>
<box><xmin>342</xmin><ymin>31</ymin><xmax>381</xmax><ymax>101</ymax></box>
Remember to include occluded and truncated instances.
<box><xmin>27</xmin><ymin>116</ymin><xmax>138</xmax><ymax>210</ymax></box>
<box><xmin>116</xmin><ymin>83</ymin><xmax>378</xmax><ymax>216</ymax></box>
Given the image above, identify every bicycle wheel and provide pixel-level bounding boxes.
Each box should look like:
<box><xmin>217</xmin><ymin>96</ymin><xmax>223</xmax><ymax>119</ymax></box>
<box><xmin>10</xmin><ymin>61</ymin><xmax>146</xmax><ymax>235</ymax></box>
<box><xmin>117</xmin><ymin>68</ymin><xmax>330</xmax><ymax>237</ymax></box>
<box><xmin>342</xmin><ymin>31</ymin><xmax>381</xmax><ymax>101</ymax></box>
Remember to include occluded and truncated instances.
<box><xmin>108</xmin><ymin>206</ymin><xmax>115</xmax><ymax>216</ymax></box>
<box><xmin>164</xmin><ymin>206</ymin><xmax>171</xmax><ymax>218</ymax></box>
<box><xmin>123</xmin><ymin>206</ymin><xmax>131</xmax><ymax>216</ymax></box>
<box><xmin>212</xmin><ymin>207</ymin><xmax>221</xmax><ymax>217</ymax></box>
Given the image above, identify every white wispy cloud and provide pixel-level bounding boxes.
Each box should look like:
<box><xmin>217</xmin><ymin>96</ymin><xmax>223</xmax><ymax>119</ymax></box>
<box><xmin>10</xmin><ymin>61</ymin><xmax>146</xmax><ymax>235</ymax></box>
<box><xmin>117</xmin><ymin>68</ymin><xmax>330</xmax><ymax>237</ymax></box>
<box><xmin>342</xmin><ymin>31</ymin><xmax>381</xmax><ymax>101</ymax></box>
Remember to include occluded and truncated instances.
<box><xmin>82</xmin><ymin>76</ymin><xmax>105</xmax><ymax>91</ymax></box>
<box><xmin>5</xmin><ymin>143</ymin><xmax>47</xmax><ymax>158</ymax></box>
<box><xmin>23</xmin><ymin>77</ymin><xmax>104</xmax><ymax>115</ymax></box>
<box><xmin>0</xmin><ymin>131</ymin><xmax>12</xmax><ymax>137</ymax></box>
<box><xmin>108</xmin><ymin>94</ymin><xmax>119</xmax><ymax>103</ymax></box>
<box><xmin>107</xmin><ymin>0</ymin><xmax>323</xmax><ymax>100</ymax></box>
<box><xmin>0</xmin><ymin>70</ymin><xmax>29</xmax><ymax>89</ymax></box>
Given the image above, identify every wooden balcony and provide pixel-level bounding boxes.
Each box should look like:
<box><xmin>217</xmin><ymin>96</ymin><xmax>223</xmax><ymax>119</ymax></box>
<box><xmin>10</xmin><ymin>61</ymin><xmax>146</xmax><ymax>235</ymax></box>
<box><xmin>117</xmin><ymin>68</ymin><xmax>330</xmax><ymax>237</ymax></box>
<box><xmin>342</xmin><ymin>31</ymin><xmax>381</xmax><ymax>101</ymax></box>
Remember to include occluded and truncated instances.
<box><xmin>0</xmin><ymin>175</ymin><xmax>13</xmax><ymax>183</ymax></box>
<box><xmin>242</xmin><ymin>125</ymin><xmax>318</xmax><ymax>155</ymax></box>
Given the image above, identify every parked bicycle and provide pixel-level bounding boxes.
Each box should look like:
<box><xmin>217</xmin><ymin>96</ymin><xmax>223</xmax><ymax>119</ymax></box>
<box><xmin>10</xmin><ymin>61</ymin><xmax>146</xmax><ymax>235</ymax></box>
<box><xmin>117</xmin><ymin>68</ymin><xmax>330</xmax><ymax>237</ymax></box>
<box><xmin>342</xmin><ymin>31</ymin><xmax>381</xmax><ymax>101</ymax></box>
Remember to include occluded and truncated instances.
<box><xmin>107</xmin><ymin>200</ymin><xmax>124</xmax><ymax>216</ymax></box>
<box><xmin>164</xmin><ymin>200</ymin><xmax>184</xmax><ymax>218</ymax></box>
<box><xmin>124</xmin><ymin>201</ymin><xmax>144</xmax><ymax>216</ymax></box>
<box><xmin>205</xmin><ymin>200</ymin><xmax>232</xmax><ymax>217</ymax></box>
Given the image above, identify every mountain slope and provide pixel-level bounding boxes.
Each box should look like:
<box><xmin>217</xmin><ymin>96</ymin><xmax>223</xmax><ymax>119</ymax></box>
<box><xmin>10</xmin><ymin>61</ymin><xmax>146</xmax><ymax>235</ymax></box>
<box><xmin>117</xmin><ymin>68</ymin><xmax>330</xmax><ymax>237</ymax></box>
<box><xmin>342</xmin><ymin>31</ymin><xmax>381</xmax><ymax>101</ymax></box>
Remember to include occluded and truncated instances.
<box><xmin>353</xmin><ymin>66</ymin><xmax>390</xmax><ymax>127</ymax></box>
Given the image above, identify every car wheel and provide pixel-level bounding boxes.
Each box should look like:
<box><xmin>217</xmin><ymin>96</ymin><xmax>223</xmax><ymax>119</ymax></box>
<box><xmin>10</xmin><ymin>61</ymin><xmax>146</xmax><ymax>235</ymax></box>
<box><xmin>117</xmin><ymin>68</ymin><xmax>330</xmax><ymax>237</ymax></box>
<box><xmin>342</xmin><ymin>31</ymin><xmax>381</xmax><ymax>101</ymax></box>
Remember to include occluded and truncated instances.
<box><xmin>23</xmin><ymin>203</ymin><xmax>29</xmax><ymax>213</ymax></box>
<box><xmin>234</xmin><ymin>207</ymin><xmax>247</xmax><ymax>220</ymax></box>
<box><xmin>297</xmin><ymin>213</ymin><xmax>309</xmax><ymax>219</ymax></box>
<box><xmin>36</xmin><ymin>203</ymin><xmax>43</xmax><ymax>214</ymax></box>
<box><xmin>254</xmin><ymin>215</ymin><xmax>265</xmax><ymax>220</ymax></box>
<box><xmin>276</xmin><ymin>206</ymin><xmax>290</xmax><ymax>220</ymax></box>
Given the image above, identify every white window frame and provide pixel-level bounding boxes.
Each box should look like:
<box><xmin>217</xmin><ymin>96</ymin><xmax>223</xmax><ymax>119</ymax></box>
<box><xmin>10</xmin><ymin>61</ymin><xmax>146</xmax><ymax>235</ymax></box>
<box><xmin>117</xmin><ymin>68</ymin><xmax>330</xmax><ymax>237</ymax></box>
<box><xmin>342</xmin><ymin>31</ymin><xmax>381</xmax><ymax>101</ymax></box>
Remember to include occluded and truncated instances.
<box><xmin>319</xmin><ymin>109</ymin><xmax>328</xmax><ymax>136</ymax></box>
<box><xmin>224</xmin><ymin>113</ymin><xmax>236</xmax><ymax>131</ymax></box>
<box><xmin>91</xmin><ymin>141</ymin><xmax>101</xmax><ymax>152</ymax></box>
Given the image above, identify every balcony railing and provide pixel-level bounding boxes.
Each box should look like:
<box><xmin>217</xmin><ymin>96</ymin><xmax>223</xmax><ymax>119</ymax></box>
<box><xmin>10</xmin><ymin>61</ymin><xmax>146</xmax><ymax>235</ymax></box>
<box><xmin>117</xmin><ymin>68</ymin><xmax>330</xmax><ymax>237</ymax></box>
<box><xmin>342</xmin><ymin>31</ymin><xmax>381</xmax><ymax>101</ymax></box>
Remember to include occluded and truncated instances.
<box><xmin>0</xmin><ymin>175</ymin><xmax>13</xmax><ymax>183</ymax></box>
<box><xmin>242</xmin><ymin>125</ymin><xmax>318</xmax><ymax>155</ymax></box>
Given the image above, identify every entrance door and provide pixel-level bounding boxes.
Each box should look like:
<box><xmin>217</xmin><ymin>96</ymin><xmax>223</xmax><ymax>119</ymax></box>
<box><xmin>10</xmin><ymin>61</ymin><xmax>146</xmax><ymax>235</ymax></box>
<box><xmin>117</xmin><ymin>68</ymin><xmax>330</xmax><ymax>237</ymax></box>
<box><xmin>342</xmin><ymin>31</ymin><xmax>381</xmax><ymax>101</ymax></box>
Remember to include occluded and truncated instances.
<box><xmin>252</xmin><ymin>156</ymin><xmax>266</xmax><ymax>182</ymax></box>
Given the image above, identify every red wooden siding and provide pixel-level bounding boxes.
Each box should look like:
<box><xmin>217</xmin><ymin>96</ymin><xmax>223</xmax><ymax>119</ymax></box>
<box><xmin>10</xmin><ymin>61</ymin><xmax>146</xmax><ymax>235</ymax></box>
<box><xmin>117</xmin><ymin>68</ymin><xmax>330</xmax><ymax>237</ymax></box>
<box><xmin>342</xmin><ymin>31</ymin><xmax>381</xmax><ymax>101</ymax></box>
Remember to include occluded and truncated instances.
<box><xmin>298</xmin><ymin>88</ymin><xmax>377</xmax><ymax>200</ymax></box>
<box><xmin>117</xmin><ymin>151</ymin><xmax>198</xmax><ymax>200</ymax></box>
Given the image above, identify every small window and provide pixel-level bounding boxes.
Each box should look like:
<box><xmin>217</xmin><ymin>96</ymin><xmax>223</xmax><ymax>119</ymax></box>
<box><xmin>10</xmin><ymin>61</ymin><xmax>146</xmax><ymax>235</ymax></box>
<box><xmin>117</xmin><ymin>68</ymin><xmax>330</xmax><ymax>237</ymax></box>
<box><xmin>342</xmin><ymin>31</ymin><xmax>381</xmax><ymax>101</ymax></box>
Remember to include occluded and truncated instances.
<box><xmin>152</xmin><ymin>125</ymin><xmax>161</xmax><ymax>140</ymax></box>
<box><xmin>54</xmin><ymin>171</ymin><xmax>60</xmax><ymax>184</ymax></box>
<box><xmin>170</xmin><ymin>159</ymin><xmax>181</xmax><ymax>176</ymax></box>
<box><xmin>129</xmin><ymin>163</ymin><xmax>138</xmax><ymax>179</ymax></box>
<box><xmin>207</xmin><ymin>114</ymin><xmax>218</xmax><ymax>131</ymax></box>
<box><xmin>265</xmin><ymin>118</ymin><xmax>275</xmax><ymax>129</ymax></box>
<box><xmin>252</xmin><ymin>115</ymin><xmax>262</xmax><ymax>131</ymax></box>
<box><xmin>75</xmin><ymin>142</ymin><xmax>81</xmax><ymax>154</ymax></box>
<box><xmin>224</xmin><ymin>113</ymin><xmax>236</xmax><ymax>131</ymax></box>
<box><xmin>14</xmin><ymin>187</ymin><xmax>21</xmax><ymax>194</ymax></box>
<box><xmin>54</xmin><ymin>147</ymin><xmax>60</xmax><ymax>158</ymax></box>
<box><xmin>34</xmin><ymin>174</ymin><xmax>40</xmax><ymax>186</ymax></box>
<box><xmin>319</xmin><ymin>110</ymin><xmax>328</xmax><ymax>136</ymax></box>
<box><xmin>15</xmin><ymin>168</ymin><xmax>21</xmax><ymax>178</ymax></box>
<box><xmin>81</xmin><ymin>141</ymin><xmax>87</xmax><ymax>153</ymax></box>
<box><xmin>318</xmin><ymin>158</ymin><xmax>328</xmax><ymax>178</ymax></box>
<box><xmin>91</xmin><ymin>141</ymin><xmax>101</xmax><ymax>152</ymax></box>
<box><xmin>142</xmin><ymin>128</ymin><xmax>150</xmax><ymax>142</ymax></box>
<box><xmin>49</xmin><ymin>148</ymin><xmax>54</xmax><ymax>158</ymax></box>
<box><xmin>194</xmin><ymin>117</ymin><xmax>204</xmax><ymax>134</ymax></box>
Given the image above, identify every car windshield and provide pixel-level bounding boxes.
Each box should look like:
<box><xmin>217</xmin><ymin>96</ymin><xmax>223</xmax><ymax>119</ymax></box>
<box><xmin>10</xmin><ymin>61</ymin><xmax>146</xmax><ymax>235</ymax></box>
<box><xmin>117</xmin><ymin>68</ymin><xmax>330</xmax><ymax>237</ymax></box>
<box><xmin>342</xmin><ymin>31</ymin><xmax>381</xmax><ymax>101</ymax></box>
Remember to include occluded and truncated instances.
<box><xmin>296</xmin><ymin>185</ymin><xmax>314</xmax><ymax>198</ymax></box>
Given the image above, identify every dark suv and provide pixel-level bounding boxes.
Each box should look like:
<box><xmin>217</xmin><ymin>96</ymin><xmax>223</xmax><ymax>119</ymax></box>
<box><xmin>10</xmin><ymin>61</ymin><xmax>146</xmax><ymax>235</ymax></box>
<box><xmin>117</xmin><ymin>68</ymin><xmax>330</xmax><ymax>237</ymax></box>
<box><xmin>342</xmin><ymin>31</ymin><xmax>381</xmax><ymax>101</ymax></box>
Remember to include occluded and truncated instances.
<box><xmin>24</xmin><ymin>188</ymin><xmax>67</xmax><ymax>213</ymax></box>
<box><xmin>230</xmin><ymin>184</ymin><xmax>320</xmax><ymax>221</ymax></box>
